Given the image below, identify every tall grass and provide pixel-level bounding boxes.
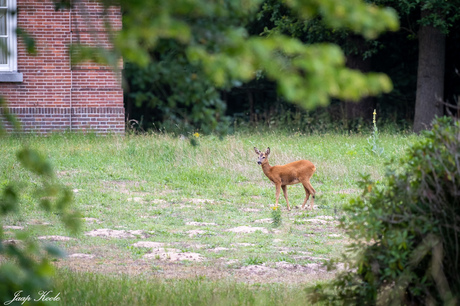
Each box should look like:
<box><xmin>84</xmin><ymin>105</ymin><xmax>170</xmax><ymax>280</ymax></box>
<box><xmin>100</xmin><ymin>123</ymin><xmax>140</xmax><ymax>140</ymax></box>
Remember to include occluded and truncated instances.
<box><xmin>1</xmin><ymin>131</ymin><xmax>416</xmax><ymax>204</ymax></box>
<box><xmin>1</xmin><ymin>130</ymin><xmax>419</xmax><ymax>305</ymax></box>
<box><xmin>54</xmin><ymin>269</ymin><xmax>310</xmax><ymax>306</ymax></box>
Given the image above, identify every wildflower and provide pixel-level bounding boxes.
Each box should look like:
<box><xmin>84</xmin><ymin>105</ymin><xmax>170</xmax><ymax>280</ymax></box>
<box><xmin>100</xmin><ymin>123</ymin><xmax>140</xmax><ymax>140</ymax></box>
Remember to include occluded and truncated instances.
<box><xmin>193</xmin><ymin>132</ymin><xmax>200</xmax><ymax>138</ymax></box>
<box><xmin>272</xmin><ymin>206</ymin><xmax>278</xmax><ymax>210</ymax></box>
<box><xmin>373</xmin><ymin>109</ymin><xmax>377</xmax><ymax>125</ymax></box>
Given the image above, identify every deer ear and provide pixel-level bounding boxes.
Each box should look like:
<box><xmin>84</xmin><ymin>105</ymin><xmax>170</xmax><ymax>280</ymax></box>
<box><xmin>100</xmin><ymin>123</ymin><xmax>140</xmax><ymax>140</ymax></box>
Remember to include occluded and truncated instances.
<box><xmin>254</xmin><ymin>147</ymin><xmax>261</xmax><ymax>154</ymax></box>
<box><xmin>266</xmin><ymin>147</ymin><xmax>270</xmax><ymax>155</ymax></box>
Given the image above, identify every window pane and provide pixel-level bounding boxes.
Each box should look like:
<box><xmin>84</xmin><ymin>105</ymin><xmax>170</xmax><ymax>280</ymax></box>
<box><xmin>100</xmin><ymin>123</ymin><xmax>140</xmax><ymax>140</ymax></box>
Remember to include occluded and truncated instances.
<box><xmin>0</xmin><ymin>9</ymin><xmax>6</xmax><ymax>35</ymax></box>
<box><xmin>0</xmin><ymin>0</ymin><xmax>6</xmax><ymax>7</ymax></box>
<box><xmin>0</xmin><ymin>37</ymin><xmax>7</xmax><ymax>64</ymax></box>
<box><xmin>0</xmin><ymin>8</ymin><xmax>6</xmax><ymax>64</ymax></box>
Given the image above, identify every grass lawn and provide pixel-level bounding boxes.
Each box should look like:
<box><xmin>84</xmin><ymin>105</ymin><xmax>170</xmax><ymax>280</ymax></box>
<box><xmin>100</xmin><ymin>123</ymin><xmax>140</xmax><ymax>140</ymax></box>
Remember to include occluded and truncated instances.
<box><xmin>0</xmin><ymin>130</ymin><xmax>417</xmax><ymax>304</ymax></box>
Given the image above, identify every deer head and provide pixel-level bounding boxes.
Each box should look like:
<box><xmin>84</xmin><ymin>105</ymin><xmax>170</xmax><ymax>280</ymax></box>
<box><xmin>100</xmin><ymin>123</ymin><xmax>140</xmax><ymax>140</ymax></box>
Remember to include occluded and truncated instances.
<box><xmin>254</xmin><ymin>147</ymin><xmax>270</xmax><ymax>165</ymax></box>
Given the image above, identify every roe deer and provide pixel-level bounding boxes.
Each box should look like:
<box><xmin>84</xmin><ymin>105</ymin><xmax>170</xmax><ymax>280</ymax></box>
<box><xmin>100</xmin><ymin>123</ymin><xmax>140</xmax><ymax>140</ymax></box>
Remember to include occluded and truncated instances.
<box><xmin>254</xmin><ymin>147</ymin><xmax>316</xmax><ymax>211</ymax></box>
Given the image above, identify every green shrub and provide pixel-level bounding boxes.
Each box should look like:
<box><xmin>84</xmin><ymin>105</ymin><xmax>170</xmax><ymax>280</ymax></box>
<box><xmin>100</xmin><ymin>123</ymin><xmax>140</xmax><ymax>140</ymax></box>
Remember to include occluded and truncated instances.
<box><xmin>308</xmin><ymin>117</ymin><xmax>460</xmax><ymax>305</ymax></box>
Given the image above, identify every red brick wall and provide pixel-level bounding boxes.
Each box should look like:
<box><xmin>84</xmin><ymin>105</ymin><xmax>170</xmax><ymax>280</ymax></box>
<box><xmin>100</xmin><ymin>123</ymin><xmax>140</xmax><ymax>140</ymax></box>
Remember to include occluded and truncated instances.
<box><xmin>0</xmin><ymin>0</ymin><xmax>124</xmax><ymax>134</ymax></box>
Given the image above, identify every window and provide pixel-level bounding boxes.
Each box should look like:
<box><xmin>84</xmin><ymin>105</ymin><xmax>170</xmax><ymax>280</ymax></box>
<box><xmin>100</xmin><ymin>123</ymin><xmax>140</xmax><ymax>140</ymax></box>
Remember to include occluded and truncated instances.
<box><xmin>0</xmin><ymin>0</ymin><xmax>21</xmax><ymax>81</ymax></box>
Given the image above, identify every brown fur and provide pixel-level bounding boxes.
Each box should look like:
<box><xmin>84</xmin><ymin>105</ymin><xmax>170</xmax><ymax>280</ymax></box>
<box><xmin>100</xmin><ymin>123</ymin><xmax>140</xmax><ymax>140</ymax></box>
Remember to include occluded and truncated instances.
<box><xmin>254</xmin><ymin>147</ymin><xmax>316</xmax><ymax>211</ymax></box>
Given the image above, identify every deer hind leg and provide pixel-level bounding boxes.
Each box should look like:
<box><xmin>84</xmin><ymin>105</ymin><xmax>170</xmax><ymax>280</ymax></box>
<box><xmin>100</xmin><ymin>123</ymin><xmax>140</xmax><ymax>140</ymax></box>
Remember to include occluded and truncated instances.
<box><xmin>300</xmin><ymin>185</ymin><xmax>311</xmax><ymax>210</ymax></box>
<box><xmin>304</xmin><ymin>180</ymin><xmax>316</xmax><ymax>210</ymax></box>
<box><xmin>301</xmin><ymin>179</ymin><xmax>316</xmax><ymax>210</ymax></box>
<box><xmin>281</xmin><ymin>185</ymin><xmax>291</xmax><ymax>211</ymax></box>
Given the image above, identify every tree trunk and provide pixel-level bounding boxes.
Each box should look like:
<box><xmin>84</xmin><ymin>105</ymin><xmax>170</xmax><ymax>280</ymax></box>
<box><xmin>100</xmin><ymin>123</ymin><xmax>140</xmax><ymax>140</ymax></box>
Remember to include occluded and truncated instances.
<box><xmin>413</xmin><ymin>10</ymin><xmax>446</xmax><ymax>133</ymax></box>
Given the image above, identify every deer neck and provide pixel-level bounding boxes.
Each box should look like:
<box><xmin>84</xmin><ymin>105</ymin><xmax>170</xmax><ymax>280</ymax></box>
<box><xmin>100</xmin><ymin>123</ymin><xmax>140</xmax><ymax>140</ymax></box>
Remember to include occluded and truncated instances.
<box><xmin>261</xmin><ymin>161</ymin><xmax>273</xmax><ymax>178</ymax></box>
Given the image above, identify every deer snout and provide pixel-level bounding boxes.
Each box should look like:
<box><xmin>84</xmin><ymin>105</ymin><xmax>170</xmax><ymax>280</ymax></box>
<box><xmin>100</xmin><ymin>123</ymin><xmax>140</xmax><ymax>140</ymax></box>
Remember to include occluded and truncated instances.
<box><xmin>257</xmin><ymin>161</ymin><xmax>262</xmax><ymax>165</ymax></box>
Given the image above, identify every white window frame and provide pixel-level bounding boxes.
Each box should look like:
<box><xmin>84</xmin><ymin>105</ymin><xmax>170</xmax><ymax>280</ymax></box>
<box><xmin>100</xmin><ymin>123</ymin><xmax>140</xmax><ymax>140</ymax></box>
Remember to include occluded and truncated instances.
<box><xmin>0</xmin><ymin>0</ymin><xmax>17</xmax><ymax>71</ymax></box>
<box><xmin>0</xmin><ymin>0</ymin><xmax>19</xmax><ymax>76</ymax></box>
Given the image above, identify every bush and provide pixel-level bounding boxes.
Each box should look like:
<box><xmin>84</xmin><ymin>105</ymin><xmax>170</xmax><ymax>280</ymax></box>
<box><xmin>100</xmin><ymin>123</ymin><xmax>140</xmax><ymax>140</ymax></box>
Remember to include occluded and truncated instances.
<box><xmin>308</xmin><ymin>117</ymin><xmax>460</xmax><ymax>305</ymax></box>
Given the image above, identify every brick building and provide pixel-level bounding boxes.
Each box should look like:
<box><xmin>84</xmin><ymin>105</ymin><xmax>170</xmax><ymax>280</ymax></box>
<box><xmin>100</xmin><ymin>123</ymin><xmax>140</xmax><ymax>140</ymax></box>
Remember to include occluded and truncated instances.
<box><xmin>0</xmin><ymin>0</ymin><xmax>124</xmax><ymax>134</ymax></box>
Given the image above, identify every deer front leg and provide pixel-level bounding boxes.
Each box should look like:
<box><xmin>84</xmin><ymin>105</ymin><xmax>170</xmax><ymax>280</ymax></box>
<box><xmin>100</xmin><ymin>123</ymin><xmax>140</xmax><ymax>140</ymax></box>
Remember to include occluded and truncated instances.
<box><xmin>275</xmin><ymin>183</ymin><xmax>281</xmax><ymax>208</ymax></box>
<box><xmin>281</xmin><ymin>185</ymin><xmax>291</xmax><ymax>211</ymax></box>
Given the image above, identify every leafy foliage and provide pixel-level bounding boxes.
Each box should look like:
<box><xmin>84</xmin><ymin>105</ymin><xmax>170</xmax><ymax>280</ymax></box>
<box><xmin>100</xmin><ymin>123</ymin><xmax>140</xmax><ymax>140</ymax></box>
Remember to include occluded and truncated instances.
<box><xmin>375</xmin><ymin>0</ymin><xmax>460</xmax><ymax>34</ymax></box>
<box><xmin>308</xmin><ymin>117</ymin><xmax>460</xmax><ymax>304</ymax></box>
<box><xmin>63</xmin><ymin>0</ymin><xmax>399</xmax><ymax>132</ymax></box>
<box><xmin>125</xmin><ymin>42</ymin><xmax>229</xmax><ymax>135</ymax></box>
<box><xmin>0</xmin><ymin>103</ymin><xmax>81</xmax><ymax>303</ymax></box>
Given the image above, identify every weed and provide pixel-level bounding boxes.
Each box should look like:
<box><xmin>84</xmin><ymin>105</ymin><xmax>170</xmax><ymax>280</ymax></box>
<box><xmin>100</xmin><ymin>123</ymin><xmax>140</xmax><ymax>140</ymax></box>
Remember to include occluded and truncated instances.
<box><xmin>367</xmin><ymin>109</ymin><xmax>384</xmax><ymax>157</ymax></box>
<box><xmin>271</xmin><ymin>206</ymin><xmax>282</xmax><ymax>227</ymax></box>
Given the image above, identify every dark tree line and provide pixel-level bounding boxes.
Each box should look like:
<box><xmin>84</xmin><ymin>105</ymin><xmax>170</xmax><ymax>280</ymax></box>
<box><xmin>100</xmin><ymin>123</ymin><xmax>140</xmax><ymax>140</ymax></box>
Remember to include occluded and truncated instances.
<box><xmin>123</xmin><ymin>0</ymin><xmax>460</xmax><ymax>134</ymax></box>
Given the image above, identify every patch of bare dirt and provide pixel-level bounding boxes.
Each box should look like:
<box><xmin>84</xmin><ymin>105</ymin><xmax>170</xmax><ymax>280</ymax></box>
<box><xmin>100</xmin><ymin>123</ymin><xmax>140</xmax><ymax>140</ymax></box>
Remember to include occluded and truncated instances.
<box><xmin>38</xmin><ymin>235</ymin><xmax>76</xmax><ymax>241</ymax></box>
<box><xmin>186</xmin><ymin>230</ymin><xmax>206</xmax><ymax>237</ymax></box>
<box><xmin>254</xmin><ymin>218</ymin><xmax>272</xmax><ymax>224</ymax></box>
<box><xmin>68</xmin><ymin>253</ymin><xmax>95</xmax><ymax>259</ymax></box>
<box><xmin>28</xmin><ymin>220</ymin><xmax>52</xmax><ymax>226</ymax></box>
<box><xmin>226</xmin><ymin>226</ymin><xmax>269</xmax><ymax>234</ymax></box>
<box><xmin>102</xmin><ymin>180</ymin><xmax>147</xmax><ymax>195</ymax></box>
<box><xmin>56</xmin><ymin>170</ymin><xmax>82</xmax><ymax>177</ymax></box>
<box><xmin>152</xmin><ymin>199</ymin><xmax>167</xmax><ymax>204</ymax></box>
<box><xmin>144</xmin><ymin>252</ymin><xmax>205</xmax><ymax>262</ymax></box>
<box><xmin>141</xmin><ymin>247</ymin><xmax>205</xmax><ymax>262</ymax></box>
<box><xmin>240</xmin><ymin>208</ymin><xmax>261</xmax><ymax>212</ymax></box>
<box><xmin>85</xmin><ymin>229</ymin><xmax>151</xmax><ymax>239</ymax></box>
<box><xmin>231</xmin><ymin>243</ymin><xmax>255</xmax><ymax>247</ymax></box>
<box><xmin>3</xmin><ymin>225</ymin><xmax>24</xmax><ymax>230</ymax></box>
<box><xmin>170</xmin><ymin>242</ymin><xmax>207</xmax><ymax>249</ymax></box>
<box><xmin>208</xmin><ymin>247</ymin><xmax>231</xmax><ymax>253</ymax></box>
<box><xmin>238</xmin><ymin>264</ymin><xmax>276</xmax><ymax>274</ymax></box>
<box><xmin>127</xmin><ymin>197</ymin><xmax>145</xmax><ymax>203</ymax></box>
<box><xmin>185</xmin><ymin>198</ymin><xmax>215</xmax><ymax>204</ymax></box>
<box><xmin>3</xmin><ymin>239</ymin><xmax>20</xmax><ymax>244</ymax></box>
<box><xmin>83</xmin><ymin>218</ymin><xmax>101</xmax><ymax>224</ymax></box>
<box><xmin>275</xmin><ymin>261</ymin><xmax>317</xmax><ymax>272</ymax></box>
<box><xmin>132</xmin><ymin>241</ymin><xmax>206</xmax><ymax>262</ymax></box>
<box><xmin>334</xmin><ymin>189</ymin><xmax>359</xmax><ymax>194</ymax></box>
<box><xmin>55</xmin><ymin>255</ymin><xmax>341</xmax><ymax>284</ymax></box>
<box><xmin>132</xmin><ymin>241</ymin><xmax>165</xmax><ymax>248</ymax></box>
<box><xmin>186</xmin><ymin>221</ymin><xmax>217</xmax><ymax>226</ymax></box>
<box><xmin>298</xmin><ymin>217</ymin><xmax>339</xmax><ymax>225</ymax></box>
